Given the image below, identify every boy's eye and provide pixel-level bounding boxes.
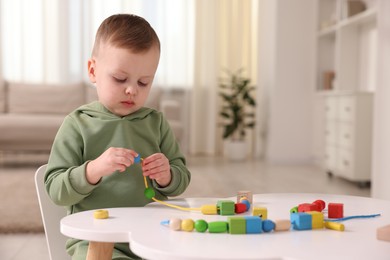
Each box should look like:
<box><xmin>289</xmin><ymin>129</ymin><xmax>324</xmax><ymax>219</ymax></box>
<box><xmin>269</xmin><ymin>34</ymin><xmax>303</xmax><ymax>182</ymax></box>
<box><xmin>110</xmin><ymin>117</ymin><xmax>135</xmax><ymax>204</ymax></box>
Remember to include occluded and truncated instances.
<box><xmin>114</xmin><ymin>77</ymin><xmax>127</xmax><ymax>83</ymax></box>
<box><xmin>138</xmin><ymin>81</ymin><xmax>148</xmax><ymax>87</ymax></box>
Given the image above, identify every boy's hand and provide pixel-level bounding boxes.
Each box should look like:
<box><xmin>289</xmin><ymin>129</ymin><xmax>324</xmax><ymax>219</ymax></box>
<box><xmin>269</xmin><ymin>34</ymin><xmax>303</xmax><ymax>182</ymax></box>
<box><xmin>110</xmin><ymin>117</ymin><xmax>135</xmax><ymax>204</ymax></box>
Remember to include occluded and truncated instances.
<box><xmin>142</xmin><ymin>153</ymin><xmax>172</xmax><ymax>187</ymax></box>
<box><xmin>86</xmin><ymin>147</ymin><xmax>138</xmax><ymax>184</ymax></box>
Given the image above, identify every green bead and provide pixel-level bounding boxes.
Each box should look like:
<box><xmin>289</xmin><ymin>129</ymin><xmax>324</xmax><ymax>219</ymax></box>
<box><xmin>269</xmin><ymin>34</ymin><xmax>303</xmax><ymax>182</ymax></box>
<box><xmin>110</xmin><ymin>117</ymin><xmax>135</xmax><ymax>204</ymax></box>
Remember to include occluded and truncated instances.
<box><xmin>208</xmin><ymin>221</ymin><xmax>228</xmax><ymax>233</ymax></box>
<box><xmin>144</xmin><ymin>188</ymin><xmax>155</xmax><ymax>199</ymax></box>
<box><xmin>194</xmin><ymin>219</ymin><xmax>208</xmax><ymax>232</ymax></box>
<box><xmin>290</xmin><ymin>206</ymin><xmax>298</xmax><ymax>213</ymax></box>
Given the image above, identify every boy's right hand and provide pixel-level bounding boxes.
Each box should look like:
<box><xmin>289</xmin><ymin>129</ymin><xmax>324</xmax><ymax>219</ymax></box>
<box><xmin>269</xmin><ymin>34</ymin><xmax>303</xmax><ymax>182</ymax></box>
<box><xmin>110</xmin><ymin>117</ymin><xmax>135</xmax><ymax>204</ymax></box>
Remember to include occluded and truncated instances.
<box><xmin>85</xmin><ymin>147</ymin><xmax>138</xmax><ymax>184</ymax></box>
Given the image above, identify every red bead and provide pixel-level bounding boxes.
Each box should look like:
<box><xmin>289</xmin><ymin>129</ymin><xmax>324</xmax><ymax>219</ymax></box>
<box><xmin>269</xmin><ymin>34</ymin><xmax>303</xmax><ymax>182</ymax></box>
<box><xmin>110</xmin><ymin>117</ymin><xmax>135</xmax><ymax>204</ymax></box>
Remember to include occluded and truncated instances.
<box><xmin>313</xmin><ymin>200</ymin><xmax>326</xmax><ymax>211</ymax></box>
<box><xmin>235</xmin><ymin>203</ymin><xmax>247</xmax><ymax>213</ymax></box>
<box><xmin>298</xmin><ymin>203</ymin><xmax>320</xmax><ymax>212</ymax></box>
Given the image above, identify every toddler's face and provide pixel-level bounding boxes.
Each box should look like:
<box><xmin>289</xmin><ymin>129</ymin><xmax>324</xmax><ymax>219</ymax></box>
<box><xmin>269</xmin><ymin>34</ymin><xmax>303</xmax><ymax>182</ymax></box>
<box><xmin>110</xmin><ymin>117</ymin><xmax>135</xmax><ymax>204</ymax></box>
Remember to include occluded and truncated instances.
<box><xmin>88</xmin><ymin>43</ymin><xmax>160</xmax><ymax>116</ymax></box>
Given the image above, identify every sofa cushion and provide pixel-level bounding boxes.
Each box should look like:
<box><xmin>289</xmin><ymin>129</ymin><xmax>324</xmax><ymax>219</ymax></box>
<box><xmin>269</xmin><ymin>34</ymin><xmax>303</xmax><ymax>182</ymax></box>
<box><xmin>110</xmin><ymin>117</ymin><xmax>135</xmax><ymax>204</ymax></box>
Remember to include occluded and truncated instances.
<box><xmin>8</xmin><ymin>82</ymin><xmax>85</xmax><ymax>114</ymax></box>
<box><xmin>0</xmin><ymin>81</ymin><xmax>6</xmax><ymax>113</ymax></box>
<box><xmin>0</xmin><ymin>114</ymin><xmax>65</xmax><ymax>151</ymax></box>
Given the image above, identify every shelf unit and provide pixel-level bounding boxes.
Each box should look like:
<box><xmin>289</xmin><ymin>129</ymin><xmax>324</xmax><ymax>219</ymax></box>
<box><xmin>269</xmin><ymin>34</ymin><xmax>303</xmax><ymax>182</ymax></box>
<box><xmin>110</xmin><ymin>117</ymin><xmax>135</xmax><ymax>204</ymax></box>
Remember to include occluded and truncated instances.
<box><xmin>314</xmin><ymin>0</ymin><xmax>377</xmax><ymax>185</ymax></box>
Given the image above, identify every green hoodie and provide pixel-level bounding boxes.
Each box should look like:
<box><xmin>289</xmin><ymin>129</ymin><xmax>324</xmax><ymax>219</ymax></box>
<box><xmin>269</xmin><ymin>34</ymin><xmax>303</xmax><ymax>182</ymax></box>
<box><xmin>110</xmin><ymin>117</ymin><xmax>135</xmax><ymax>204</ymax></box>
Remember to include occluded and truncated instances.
<box><xmin>45</xmin><ymin>101</ymin><xmax>191</xmax><ymax>258</ymax></box>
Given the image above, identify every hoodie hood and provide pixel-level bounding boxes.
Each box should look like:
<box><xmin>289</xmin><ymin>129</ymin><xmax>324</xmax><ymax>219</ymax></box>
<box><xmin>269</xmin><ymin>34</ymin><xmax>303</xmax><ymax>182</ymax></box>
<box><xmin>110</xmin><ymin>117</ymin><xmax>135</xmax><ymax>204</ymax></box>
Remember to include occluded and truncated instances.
<box><xmin>76</xmin><ymin>101</ymin><xmax>156</xmax><ymax>121</ymax></box>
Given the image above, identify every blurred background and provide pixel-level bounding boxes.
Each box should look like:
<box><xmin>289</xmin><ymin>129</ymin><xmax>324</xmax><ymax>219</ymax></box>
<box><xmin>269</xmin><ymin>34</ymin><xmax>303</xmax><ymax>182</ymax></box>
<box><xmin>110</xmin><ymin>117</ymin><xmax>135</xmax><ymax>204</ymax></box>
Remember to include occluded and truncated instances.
<box><xmin>1</xmin><ymin>0</ymin><xmax>390</xmax><ymax>259</ymax></box>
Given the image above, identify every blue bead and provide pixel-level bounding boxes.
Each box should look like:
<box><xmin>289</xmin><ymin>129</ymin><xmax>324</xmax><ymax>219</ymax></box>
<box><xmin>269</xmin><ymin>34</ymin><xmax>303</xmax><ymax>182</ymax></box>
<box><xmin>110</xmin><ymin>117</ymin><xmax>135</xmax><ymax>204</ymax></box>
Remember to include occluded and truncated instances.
<box><xmin>241</xmin><ymin>199</ymin><xmax>251</xmax><ymax>211</ymax></box>
<box><xmin>262</xmin><ymin>219</ymin><xmax>275</xmax><ymax>232</ymax></box>
<box><xmin>134</xmin><ymin>155</ymin><xmax>141</xmax><ymax>164</ymax></box>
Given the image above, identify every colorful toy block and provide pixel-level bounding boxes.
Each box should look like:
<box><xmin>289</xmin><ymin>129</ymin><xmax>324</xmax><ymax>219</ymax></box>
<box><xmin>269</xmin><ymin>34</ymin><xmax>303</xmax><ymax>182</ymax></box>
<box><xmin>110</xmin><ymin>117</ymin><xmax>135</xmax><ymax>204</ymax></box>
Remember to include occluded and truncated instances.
<box><xmin>228</xmin><ymin>217</ymin><xmax>246</xmax><ymax>234</ymax></box>
<box><xmin>290</xmin><ymin>213</ymin><xmax>312</xmax><ymax>230</ymax></box>
<box><xmin>307</xmin><ymin>211</ymin><xmax>324</xmax><ymax>229</ymax></box>
<box><xmin>217</xmin><ymin>200</ymin><xmax>236</xmax><ymax>215</ymax></box>
<box><xmin>377</xmin><ymin>224</ymin><xmax>390</xmax><ymax>242</ymax></box>
<box><xmin>252</xmin><ymin>207</ymin><xmax>267</xmax><ymax>220</ymax></box>
<box><xmin>328</xmin><ymin>203</ymin><xmax>344</xmax><ymax>218</ymax></box>
<box><xmin>245</xmin><ymin>216</ymin><xmax>262</xmax><ymax>234</ymax></box>
<box><xmin>237</xmin><ymin>191</ymin><xmax>253</xmax><ymax>204</ymax></box>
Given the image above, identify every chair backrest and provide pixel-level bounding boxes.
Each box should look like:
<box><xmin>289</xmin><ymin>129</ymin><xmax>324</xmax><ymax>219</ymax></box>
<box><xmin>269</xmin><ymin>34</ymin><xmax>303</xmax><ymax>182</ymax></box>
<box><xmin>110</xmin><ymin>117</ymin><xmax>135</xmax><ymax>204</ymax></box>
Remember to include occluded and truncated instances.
<box><xmin>34</xmin><ymin>164</ymin><xmax>70</xmax><ymax>260</ymax></box>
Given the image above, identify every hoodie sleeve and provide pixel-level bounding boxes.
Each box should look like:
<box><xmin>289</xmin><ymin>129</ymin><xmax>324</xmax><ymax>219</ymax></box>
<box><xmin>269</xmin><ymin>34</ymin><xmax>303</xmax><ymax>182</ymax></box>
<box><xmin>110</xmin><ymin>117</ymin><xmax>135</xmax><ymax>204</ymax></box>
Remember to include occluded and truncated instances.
<box><xmin>152</xmin><ymin>114</ymin><xmax>191</xmax><ymax>197</ymax></box>
<box><xmin>44</xmin><ymin>115</ymin><xmax>99</xmax><ymax>206</ymax></box>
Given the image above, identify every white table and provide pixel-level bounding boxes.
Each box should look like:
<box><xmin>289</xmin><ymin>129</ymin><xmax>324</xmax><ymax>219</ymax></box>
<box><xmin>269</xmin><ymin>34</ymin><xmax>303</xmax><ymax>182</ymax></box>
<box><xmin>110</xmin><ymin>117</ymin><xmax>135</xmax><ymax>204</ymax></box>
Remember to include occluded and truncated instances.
<box><xmin>61</xmin><ymin>193</ymin><xmax>390</xmax><ymax>260</ymax></box>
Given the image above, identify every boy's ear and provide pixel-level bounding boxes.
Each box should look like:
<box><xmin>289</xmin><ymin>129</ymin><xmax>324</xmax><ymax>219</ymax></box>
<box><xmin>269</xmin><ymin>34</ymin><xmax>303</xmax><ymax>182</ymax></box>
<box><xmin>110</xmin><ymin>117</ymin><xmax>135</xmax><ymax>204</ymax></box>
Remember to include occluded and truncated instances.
<box><xmin>87</xmin><ymin>59</ymin><xmax>97</xmax><ymax>83</ymax></box>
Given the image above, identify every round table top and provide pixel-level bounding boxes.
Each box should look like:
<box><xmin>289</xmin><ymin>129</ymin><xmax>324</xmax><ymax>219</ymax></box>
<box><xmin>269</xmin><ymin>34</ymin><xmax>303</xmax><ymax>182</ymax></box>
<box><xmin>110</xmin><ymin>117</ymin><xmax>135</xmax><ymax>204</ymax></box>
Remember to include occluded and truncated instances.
<box><xmin>61</xmin><ymin>193</ymin><xmax>390</xmax><ymax>260</ymax></box>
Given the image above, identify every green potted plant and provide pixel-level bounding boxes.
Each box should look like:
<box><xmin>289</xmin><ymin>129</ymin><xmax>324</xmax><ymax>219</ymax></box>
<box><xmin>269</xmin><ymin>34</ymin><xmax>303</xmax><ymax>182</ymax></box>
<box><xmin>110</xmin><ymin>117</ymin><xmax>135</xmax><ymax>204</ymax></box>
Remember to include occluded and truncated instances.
<box><xmin>218</xmin><ymin>68</ymin><xmax>256</xmax><ymax>160</ymax></box>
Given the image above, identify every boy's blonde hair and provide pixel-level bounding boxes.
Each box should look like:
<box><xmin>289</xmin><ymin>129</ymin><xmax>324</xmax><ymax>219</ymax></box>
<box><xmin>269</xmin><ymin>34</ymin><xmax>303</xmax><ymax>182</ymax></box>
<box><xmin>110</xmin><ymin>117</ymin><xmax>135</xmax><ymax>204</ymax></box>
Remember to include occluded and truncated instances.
<box><xmin>92</xmin><ymin>14</ymin><xmax>160</xmax><ymax>56</ymax></box>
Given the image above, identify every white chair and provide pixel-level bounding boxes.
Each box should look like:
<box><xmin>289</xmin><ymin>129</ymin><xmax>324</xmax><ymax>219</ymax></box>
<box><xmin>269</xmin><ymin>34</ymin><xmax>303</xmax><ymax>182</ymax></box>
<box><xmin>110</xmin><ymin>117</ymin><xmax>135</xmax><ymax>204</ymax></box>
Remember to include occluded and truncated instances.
<box><xmin>34</xmin><ymin>164</ymin><xmax>70</xmax><ymax>260</ymax></box>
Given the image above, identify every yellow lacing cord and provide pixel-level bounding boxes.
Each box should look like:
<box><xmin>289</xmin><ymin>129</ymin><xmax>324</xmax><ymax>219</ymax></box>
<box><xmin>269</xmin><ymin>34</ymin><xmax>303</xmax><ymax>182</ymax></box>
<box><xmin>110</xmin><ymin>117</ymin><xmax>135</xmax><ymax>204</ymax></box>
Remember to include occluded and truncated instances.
<box><xmin>140</xmin><ymin>158</ymin><xmax>201</xmax><ymax>212</ymax></box>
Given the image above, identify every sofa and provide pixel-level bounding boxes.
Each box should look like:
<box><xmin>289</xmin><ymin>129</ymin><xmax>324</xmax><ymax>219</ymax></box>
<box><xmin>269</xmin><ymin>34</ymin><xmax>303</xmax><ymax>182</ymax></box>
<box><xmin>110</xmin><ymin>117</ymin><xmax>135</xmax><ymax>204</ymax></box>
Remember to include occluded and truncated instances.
<box><xmin>0</xmin><ymin>81</ymin><xmax>183</xmax><ymax>154</ymax></box>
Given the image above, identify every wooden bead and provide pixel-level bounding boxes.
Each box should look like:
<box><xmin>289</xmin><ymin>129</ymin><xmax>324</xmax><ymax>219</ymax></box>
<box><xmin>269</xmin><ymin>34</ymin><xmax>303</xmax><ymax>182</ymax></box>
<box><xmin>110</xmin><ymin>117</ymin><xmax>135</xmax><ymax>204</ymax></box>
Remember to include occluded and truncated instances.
<box><xmin>201</xmin><ymin>204</ymin><xmax>218</xmax><ymax>215</ymax></box>
<box><xmin>208</xmin><ymin>221</ymin><xmax>228</xmax><ymax>233</ymax></box>
<box><xmin>324</xmin><ymin>221</ymin><xmax>345</xmax><ymax>231</ymax></box>
<box><xmin>240</xmin><ymin>199</ymin><xmax>251</xmax><ymax>211</ymax></box>
<box><xmin>252</xmin><ymin>207</ymin><xmax>267</xmax><ymax>220</ymax></box>
<box><xmin>313</xmin><ymin>199</ymin><xmax>326</xmax><ymax>211</ymax></box>
<box><xmin>181</xmin><ymin>219</ymin><xmax>195</xmax><ymax>232</ymax></box>
<box><xmin>237</xmin><ymin>191</ymin><xmax>253</xmax><ymax>203</ymax></box>
<box><xmin>274</xmin><ymin>219</ymin><xmax>291</xmax><ymax>231</ymax></box>
<box><xmin>169</xmin><ymin>218</ymin><xmax>182</xmax><ymax>231</ymax></box>
<box><xmin>93</xmin><ymin>209</ymin><xmax>109</xmax><ymax>219</ymax></box>
<box><xmin>328</xmin><ymin>203</ymin><xmax>344</xmax><ymax>218</ymax></box>
<box><xmin>235</xmin><ymin>203</ymin><xmax>247</xmax><ymax>213</ymax></box>
<box><xmin>377</xmin><ymin>224</ymin><xmax>390</xmax><ymax>242</ymax></box>
<box><xmin>262</xmin><ymin>219</ymin><xmax>275</xmax><ymax>232</ymax></box>
<box><xmin>194</xmin><ymin>219</ymin><xmax>208</xmax><ymax>232</ymax></box>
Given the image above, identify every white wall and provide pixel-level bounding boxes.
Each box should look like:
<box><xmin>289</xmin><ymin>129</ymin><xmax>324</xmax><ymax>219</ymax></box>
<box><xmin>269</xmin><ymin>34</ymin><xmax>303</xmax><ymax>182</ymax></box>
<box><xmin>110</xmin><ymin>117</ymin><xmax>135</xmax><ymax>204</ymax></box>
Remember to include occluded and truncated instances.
<box><xmin>259</xmin><ymin>0</ymin><xmax>316</xmax><ymax>163</ymax></box>
<box><xmin>371</xmin><ymin>0</ymin><xmax>390</xmax><ymax>200</ymax></box>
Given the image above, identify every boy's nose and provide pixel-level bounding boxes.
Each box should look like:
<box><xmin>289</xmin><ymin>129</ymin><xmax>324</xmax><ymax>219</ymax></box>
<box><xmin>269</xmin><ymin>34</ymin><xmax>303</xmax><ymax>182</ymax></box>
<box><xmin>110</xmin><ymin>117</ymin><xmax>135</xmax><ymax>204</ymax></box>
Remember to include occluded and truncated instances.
<box><xmin>125</xmin><ymin>84</ymin><xmax>138</xmax><ymax>96</ymax></box>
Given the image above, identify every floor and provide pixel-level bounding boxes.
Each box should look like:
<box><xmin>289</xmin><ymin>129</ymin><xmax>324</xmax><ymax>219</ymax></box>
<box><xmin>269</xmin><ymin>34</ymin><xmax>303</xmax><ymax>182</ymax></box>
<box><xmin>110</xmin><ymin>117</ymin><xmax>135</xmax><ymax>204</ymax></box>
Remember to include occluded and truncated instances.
<box><xmin>0</xmin><ymin>156</ymin><xmax>370</xmax><ymax>260</ymax></box>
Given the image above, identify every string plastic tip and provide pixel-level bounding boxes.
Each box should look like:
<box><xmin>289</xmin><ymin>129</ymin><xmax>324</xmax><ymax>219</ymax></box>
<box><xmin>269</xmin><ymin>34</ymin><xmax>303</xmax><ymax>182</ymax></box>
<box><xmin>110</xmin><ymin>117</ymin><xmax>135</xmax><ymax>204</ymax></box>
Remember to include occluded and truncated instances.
<box><xmin>161</xmin><ymin>220</ymin><xmax>170</xmax><ymax>226</ymax></box>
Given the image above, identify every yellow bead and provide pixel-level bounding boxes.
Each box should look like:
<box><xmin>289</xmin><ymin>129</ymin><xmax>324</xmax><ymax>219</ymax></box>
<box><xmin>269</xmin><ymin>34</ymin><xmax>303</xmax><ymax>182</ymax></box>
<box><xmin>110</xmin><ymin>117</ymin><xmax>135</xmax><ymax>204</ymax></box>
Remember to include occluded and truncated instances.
<box><xmin>181</xmin><ymin>219</ymin><xmax>195</xmax><ymax>232</ymax></box>
<box><xmin>93</xmin><ymin>209</ymin><xmax>109</xmax><ymax>219</ymax></box>
<box><xmin>324</xmin><ymin>221</ymin><xmax>345</xmax><ymax>231</ymax></box>
<box><xmin>201</xmin><ymin>205</ymin><xmax>218</xmax><ymax>215</ymax></box>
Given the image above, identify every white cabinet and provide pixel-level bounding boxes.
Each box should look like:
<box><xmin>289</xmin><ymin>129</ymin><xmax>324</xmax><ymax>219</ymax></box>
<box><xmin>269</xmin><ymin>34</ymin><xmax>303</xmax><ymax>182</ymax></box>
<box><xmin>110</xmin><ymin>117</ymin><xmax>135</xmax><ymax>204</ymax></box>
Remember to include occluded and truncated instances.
<box><xmin>324</xmin><ymin>93</ymin><xmax>373</xmax><ymax>184</ymax></box>
<box><xmin>314</xmin><ymin>0</ymin><xmax>377</xmax><ymax>185</ymax></box>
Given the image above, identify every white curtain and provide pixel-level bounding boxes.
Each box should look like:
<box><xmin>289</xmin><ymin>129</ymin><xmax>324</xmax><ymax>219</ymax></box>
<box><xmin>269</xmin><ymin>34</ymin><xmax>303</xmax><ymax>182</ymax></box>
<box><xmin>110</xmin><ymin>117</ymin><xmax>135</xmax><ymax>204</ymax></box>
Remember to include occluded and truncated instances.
<box><xmin>189</xmin><ymin>0</ymin><xmax>258</xmax><ymax>156</ymax></box>
<box><xmin>0</xmin><ymin>0</ymin><xmax>194</xmax><ymax>87</ymax></box>
<box><xmin>0</xmin><ymin>0</ymin><xmax>261</xmax><ymax>157</ymax></box>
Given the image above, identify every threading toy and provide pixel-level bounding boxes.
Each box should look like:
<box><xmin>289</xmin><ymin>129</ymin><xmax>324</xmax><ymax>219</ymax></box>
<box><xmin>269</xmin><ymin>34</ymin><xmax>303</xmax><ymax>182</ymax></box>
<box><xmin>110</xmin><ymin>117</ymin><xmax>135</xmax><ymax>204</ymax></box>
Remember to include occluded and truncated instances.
<box><xmin>134</xmin><ymin>154</ymin><xmax>251</xmax><ymax>215</ymax></box>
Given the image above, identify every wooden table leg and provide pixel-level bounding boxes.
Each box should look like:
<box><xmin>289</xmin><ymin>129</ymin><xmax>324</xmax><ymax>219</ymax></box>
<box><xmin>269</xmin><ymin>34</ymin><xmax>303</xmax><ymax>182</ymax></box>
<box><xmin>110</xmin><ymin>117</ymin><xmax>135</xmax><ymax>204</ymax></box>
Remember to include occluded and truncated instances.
<box><xmin>86</xmin><ymin>241</ymin><xmax>114</xmax><ymax>260</ymax></box>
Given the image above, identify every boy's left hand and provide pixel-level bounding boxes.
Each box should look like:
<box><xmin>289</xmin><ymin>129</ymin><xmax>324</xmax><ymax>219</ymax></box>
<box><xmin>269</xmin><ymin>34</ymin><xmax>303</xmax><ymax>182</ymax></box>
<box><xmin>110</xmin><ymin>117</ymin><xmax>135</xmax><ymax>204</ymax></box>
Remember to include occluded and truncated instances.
<box><xmin>142</xmin><ymin>153</ymin><xmax>171</xmax><ymax>187</ymax></box>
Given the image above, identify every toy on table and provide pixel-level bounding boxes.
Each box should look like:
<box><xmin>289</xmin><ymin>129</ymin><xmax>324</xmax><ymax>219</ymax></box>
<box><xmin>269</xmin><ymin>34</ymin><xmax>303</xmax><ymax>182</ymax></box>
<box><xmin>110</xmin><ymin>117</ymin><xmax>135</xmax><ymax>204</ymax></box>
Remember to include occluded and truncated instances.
<box><xmin>94</xmin><ymin>153</ymin><xmax>381</xmax><ymax>237</ymax></box>
<box><xmin>290</xmin><ymin>199</ymin><xmax>380</xmax><ymax>231</ymax></box>
<box><xmin>161</xmin><ymin>216</ymin><xmax>291</xmax><ymax>234</ymax></box>
<box><xmin>134</xmin><ymin>155</ymin><xmax>252</xmax><ymax>216</ymax></box>
<box><xmin>377</xmin><ymin>224</ymin><xmax>390</xmax><ymax>242</ymax></box>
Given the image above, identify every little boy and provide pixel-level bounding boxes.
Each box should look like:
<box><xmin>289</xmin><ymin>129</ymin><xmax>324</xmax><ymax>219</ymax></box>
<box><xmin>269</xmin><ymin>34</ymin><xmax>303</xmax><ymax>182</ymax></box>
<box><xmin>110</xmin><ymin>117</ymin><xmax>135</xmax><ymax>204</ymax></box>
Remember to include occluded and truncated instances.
<box><xmin>45</xmin><ymin>14</ymin><xmax>191</xmax><ymax>259</ymax></box>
